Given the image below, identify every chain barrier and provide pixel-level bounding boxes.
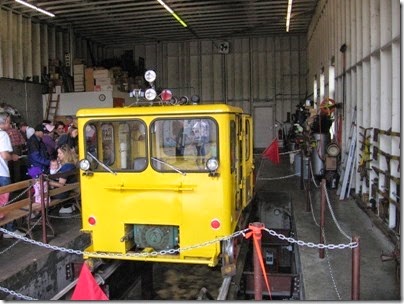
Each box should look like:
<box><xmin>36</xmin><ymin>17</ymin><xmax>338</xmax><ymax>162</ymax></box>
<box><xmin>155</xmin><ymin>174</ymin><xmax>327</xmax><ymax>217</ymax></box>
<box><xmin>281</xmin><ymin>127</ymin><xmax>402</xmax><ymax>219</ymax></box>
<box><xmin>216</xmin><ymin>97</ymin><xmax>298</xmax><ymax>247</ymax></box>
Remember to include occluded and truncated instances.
<box><xmin>257</xmin><ymin>173</ymin><xmax>299</xmax><ymax>181</ymax></box>
<box><xmin>323</xmin><ymin>183</ymin><xmax>351</xmax><ymax>241</ymax></box>
<box><xmin>2</xmin><ymin>184</ymin><xmax>33</xmax><ymax>207</ymax></box>
<box><xmin>263</xmin><ymin>228</ymin><xmax>357</xmax><ymax>250</ymax></box>
<box><xmin>0</xmin><ymin>223</ymin><xmax>357</xmax><ymax>300</ymax></box>
<box><xmin>303</xmin><ymin>178</ymin><xmax>320</xmax><ymax>227</ymax></box>
<box><xmin>0</xmin><ymin>285</ymin><xmax>36</xmax><ymax>301</ymax></box>
<box><xmin>0</xmin><ymin>216</ymin><xmax>42</xmax><ymax>255</ymax></box>
<box><xmin>309</xmin><ymin>161</ymin><xmax>320</xmax><ymax>188</ymax></box>
<box><xmin>322</xmin><ymin>228</ymin><xmax>343</xmax><ymax>300</ymax></box>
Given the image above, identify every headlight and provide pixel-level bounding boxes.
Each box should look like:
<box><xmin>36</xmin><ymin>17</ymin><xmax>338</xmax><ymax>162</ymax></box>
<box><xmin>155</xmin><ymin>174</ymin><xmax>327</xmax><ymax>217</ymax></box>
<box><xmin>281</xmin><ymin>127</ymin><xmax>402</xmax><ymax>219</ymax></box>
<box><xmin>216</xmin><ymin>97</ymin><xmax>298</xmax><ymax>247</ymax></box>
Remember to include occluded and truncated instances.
<box><xmin>144</xmin><ymin>70</ymin><xmax>156</xmax><ymax>83</ymax></box>
<box><xmin>206</xmin><ymin>158</ymin><xmax>219</xmax><ymax>171</ymax></box>
<box><xmin>79</xmin><ymin>159</ymin><xmax>90</xmax><ymax>171</ymax></box>
<box><xmin>145</xmin><ymin>88</ymin><xmax>157</xmax><ymax>101</ymax></box>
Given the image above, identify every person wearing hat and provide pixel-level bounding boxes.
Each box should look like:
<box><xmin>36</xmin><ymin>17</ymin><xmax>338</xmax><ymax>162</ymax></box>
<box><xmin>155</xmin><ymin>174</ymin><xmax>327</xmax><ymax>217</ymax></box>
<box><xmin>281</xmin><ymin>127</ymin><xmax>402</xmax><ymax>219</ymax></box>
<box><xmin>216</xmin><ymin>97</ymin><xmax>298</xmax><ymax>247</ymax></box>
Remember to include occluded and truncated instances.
<box><xmin>26</xmin><ymin>124</ymin><xmax>51</xmax><ymax>174</ymax></box>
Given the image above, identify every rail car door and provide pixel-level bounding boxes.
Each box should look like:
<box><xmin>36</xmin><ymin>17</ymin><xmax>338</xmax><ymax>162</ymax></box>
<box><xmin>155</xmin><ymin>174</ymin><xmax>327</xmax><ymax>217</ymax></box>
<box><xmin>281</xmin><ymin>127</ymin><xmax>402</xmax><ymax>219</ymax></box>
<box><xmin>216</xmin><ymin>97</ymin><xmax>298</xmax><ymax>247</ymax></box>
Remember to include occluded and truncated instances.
<box><xmin>234</xmin><ymin>116</ymin><xmax>242</xmax><ymax>212</ymax></box>
<box><xmin>242</xmin><ymin>114</ymin><xmax>254</xmax><ymax>208</ymax></box>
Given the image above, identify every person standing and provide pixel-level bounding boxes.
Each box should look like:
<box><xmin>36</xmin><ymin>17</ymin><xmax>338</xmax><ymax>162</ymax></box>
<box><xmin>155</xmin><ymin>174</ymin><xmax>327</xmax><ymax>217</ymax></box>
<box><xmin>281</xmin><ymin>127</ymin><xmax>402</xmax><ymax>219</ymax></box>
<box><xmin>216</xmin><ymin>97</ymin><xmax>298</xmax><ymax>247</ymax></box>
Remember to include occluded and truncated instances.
<box><xmin>0</xmin><ymin>112</ymin><xmax>26</xmax><ymax>238</ymax></box>
<box><xmin>192</xmin><ymin>119</ymin><xmax>209</xmax><ymax>164</ymax></box>
<box><xmin>26</xmin><ymin>124</ymin><xmax>50</xmax><ymax>174</ymax></box>
<box><xmin>18</xmin><ymin>122</ymin><xmax>35</xmax><ymax>140</ymax></box>
<box><xmin>41</xmin><ymin>123</ymin><xmax>57</xmax><ymax>159</ymax></box>
<box><xmin>6</xmin><ymin>120</ymin><xmax>26</xmax><ymax>183</ymax></box>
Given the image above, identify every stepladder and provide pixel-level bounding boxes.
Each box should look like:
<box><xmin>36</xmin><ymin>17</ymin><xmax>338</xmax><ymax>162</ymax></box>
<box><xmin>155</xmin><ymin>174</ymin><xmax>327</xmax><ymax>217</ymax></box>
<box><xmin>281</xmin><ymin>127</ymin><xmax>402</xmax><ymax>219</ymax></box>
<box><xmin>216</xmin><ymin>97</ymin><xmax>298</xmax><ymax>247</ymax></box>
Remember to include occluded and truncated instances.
<box><xmin>45</xmin><ymin>93</ymin><xmax>60</xmax><ymax>122</ymax></box>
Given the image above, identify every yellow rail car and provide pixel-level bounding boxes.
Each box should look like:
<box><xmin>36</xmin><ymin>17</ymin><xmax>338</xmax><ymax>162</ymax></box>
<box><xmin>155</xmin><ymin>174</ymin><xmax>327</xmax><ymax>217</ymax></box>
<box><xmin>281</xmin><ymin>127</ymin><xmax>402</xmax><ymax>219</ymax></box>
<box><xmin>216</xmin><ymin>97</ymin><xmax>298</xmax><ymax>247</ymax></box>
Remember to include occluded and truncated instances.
<box><xmin>77</xmin><ymin>103</ymin><xmax>254</xmax><ymax>267</ymax></box>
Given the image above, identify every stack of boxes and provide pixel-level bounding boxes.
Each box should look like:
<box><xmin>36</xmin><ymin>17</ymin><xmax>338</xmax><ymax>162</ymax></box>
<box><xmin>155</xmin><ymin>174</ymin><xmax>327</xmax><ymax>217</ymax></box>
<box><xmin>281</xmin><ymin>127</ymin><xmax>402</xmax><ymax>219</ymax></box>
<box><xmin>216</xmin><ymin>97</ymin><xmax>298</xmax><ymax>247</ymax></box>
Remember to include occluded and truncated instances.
<box><xmin>70</xmin><ymin>61</ymin><xmax>131</xmax><ymax>93</ymax></box>
<box><xmin>85</xmin><ymin>68</ymin><xmax>94</xmax><ymax>92</ymax></box>
<box><xmin>94</xmin><ymin>69</ymin><xmax>113</xmax><ymax>91</ymax></box>
<box><xmin>73</xmin><ymin>64</ymin><xmax>85</xmax><ymax>92</ymax></box>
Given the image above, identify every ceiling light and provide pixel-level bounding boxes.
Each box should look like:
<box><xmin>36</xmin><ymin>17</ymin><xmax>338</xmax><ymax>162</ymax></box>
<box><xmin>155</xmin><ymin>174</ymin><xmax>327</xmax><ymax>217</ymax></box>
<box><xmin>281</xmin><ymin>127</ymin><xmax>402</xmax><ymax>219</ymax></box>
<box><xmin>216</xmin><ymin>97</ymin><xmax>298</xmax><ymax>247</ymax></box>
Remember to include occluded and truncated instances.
<box><xmin>286</xmin><ymin>0</ymin><xmax>293</xmax><ymax>32</ymax></box>
<box><xmin>15</xmin><ymin>0</ymin><xmax>55</xmax><ymax>17</ymax></box>
<box><xmin>156</xmin><ymin>0</ymin><xmax>187</xmax><ymax>28</ymax></box>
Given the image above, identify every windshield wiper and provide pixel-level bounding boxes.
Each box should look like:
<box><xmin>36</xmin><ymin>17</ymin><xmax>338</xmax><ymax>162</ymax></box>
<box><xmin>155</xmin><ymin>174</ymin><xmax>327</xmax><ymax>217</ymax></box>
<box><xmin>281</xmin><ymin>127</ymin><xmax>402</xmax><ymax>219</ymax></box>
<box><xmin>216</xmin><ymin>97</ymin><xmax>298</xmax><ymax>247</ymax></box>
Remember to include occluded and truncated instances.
<box><xmin>87</xmin><ymin>152</ymin><xmax>117</xmax><ymax>175</ymax></box>
<box><xmin>151</xmin><ymin>157</ymin><xmax>186</xmax><ymax>176</ymax></box>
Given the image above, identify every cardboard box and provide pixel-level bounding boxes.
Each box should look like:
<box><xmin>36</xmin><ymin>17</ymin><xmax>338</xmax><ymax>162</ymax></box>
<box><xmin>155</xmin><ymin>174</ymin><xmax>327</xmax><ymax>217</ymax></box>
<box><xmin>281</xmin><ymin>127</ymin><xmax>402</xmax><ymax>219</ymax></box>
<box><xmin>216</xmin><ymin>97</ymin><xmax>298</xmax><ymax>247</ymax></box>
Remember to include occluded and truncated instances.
<box><xmin>93</xmin><ymin>69</ymin><xmax>111</xmax><ymax>79</ymax></box>
<box><xmin>85</xmin><ymin>68</ymin><xmax>94</xmax><ymax>92</ymax></box>
<box><xmin>73</xmin><ymin>64</ymin><xmax>85</xmax><ymax>75</ymax></box>
<box><xmin>85</xmin><ymin>79</ymin><xmax>94</xmax><ymax>92</ymax></box>
<box><xmin>95</xmin><ymin>77</ymin><xmax>113</xmax><ymax>86</ymax></box>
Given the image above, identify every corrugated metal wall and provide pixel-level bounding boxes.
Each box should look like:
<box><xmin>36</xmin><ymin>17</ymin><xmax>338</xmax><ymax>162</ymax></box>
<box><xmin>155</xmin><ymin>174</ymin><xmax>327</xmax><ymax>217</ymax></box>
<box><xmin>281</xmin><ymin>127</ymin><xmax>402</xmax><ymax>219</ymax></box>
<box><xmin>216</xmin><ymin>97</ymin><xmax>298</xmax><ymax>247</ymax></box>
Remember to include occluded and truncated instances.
<box><xmin>307</xmin><ymin>0</ymin><xmax>400</xmax><ymax>229</ymax></box>
<box><xmin>133</xmin><ymin>35</ymin><xmax>307</xmax><ymax>106</ymax></box>
<box><xmin>0</xmin><ymin>5</ymin><xmax>308</xmax><ymax>149</ymax></box>
<box><xmin>132</xmin><ymin>35</ymin><xmax>307</xmax><ymax>146</ymax></box>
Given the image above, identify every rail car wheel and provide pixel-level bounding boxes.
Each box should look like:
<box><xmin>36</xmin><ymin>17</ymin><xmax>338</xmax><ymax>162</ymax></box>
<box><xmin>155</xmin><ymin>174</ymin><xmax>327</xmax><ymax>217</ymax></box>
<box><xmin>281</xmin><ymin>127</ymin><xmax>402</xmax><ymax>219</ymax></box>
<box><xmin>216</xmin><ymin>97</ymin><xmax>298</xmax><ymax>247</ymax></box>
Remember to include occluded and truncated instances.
<box><xmin>220</xmin><ymin>238</ymin><xmax>238</xmax><ymax>277</ymax></box>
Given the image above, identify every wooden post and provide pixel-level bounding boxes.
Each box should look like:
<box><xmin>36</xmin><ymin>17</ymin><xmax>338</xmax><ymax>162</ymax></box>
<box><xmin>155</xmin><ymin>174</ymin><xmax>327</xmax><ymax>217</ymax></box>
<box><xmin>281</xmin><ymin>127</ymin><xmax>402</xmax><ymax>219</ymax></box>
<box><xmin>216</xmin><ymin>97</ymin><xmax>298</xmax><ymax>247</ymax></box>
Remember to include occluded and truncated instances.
<box><xmin>351</xmin><ymin>236</ymin><xmax>360</xmax><ymax>300</ymax></box>
<box><xmin>39</xmin><ymin>175</ymin><xmax>47</xmax><ymax>244</ymax></box>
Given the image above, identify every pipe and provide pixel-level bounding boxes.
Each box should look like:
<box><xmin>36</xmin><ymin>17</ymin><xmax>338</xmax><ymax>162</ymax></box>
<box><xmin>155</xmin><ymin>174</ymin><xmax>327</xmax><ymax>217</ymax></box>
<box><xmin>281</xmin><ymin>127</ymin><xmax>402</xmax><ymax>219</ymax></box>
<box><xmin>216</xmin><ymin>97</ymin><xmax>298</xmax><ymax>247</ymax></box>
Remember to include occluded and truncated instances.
<box><xmin>306</xmin><ymin>158</ymin><xmax>311</xmax><ymax>212</ymax></box>
<box><xmin>251</xmin><ymin>222</ymin><xmax>264</xmax><ymax>300</ymax></box>
<box><xmin>319</xmin><ymin>179</ymin><xmax>326</xmax><ymax>259</ymax></box>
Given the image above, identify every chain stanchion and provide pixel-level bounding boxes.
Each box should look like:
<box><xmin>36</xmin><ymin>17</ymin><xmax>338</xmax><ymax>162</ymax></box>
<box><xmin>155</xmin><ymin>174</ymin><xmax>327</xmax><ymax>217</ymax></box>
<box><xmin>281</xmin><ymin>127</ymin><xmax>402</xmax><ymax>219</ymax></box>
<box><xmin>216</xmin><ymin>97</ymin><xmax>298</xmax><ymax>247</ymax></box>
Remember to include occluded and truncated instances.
<box><xmin>351</xmin><ymin>235</ymin><xmax>360</xmax><ymax>300</ymax></box>
<box><xmin>306</xmin><ymin>158</ymin><xmax>312</xmax><ymax>212</ymax></box>
<box><xmin>300</xmin><ymin>150</ymin><xmax>304</xmax><ymax>190</ymax></box>
<box><xmin>319</xmin><ymin>179</ymin><xmax>326</xmax><ymax>259</ymax></box>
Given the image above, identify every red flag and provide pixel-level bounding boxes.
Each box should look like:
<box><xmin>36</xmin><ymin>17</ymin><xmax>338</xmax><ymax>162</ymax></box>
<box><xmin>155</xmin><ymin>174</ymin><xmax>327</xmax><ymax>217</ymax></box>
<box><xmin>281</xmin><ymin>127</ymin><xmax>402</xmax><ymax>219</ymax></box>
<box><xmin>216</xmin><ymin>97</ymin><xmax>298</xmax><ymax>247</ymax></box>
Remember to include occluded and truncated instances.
<box><xmin>71</xmin><ymin>263</ymin><xmax>109</xmax><ymax>300</ymax></box>
<box><xmin>262</xmin><ymin>138</ymin><xmax>280</xmax><ymax>164</ymax></box>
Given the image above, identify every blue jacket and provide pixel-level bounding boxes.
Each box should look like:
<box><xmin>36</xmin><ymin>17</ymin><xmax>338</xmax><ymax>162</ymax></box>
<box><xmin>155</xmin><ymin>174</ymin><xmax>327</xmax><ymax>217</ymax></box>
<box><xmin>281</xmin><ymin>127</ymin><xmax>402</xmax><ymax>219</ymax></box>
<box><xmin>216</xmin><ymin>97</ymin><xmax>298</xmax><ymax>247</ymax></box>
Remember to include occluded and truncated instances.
<box><xmin>27</xmin><ymin>135</ymin><xmax>50</xmax><ymax>173</ymax></box>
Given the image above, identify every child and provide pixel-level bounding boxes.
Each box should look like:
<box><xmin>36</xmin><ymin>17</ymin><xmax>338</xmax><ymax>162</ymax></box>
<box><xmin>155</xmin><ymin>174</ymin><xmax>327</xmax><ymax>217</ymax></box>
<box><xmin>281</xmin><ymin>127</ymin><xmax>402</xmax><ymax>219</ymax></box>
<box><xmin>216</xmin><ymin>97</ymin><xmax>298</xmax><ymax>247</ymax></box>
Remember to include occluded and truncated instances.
<box><xmin>49</xmin><ymin>158</ymin><xmax>61</xmax><ymax>190</ymax></box>
<box><xmin>50</xmin><ymin>158</ymin><xmax>61</xmax><ymax>175</ymax></box>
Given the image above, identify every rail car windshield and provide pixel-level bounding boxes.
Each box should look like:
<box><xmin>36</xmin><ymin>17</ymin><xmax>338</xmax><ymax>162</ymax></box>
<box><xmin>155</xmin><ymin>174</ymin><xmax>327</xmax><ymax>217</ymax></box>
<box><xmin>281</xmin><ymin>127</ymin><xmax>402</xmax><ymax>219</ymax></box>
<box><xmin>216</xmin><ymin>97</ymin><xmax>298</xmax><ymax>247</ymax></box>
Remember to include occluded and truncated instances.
<box><xmin>83</xmin><ymin>117</ymin><xmax>217</xmax><ymax>173</ymax></box>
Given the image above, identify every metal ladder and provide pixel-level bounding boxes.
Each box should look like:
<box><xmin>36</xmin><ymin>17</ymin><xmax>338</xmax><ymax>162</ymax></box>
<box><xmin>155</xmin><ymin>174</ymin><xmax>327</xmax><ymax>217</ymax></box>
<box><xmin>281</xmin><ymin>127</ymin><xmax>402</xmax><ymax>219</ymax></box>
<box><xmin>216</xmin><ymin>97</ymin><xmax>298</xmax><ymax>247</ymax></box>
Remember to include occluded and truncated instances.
<box><xmin>45</xmin><ymin>93</ymin><xmax>60</xmax><ymax>122</ymax></box>
<box><xmin>337</xmin><ymin>106</ymin><xmax>357</xmax><ymax>199</ymax></box>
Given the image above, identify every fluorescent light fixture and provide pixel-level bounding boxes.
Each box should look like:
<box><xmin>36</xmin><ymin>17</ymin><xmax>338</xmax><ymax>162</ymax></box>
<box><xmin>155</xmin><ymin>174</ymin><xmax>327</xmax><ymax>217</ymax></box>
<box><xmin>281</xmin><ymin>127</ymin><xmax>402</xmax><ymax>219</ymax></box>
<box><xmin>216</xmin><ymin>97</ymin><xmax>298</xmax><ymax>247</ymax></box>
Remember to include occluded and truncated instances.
<box><xmin>286</xmin><ymin>0</ymin><xmax>293</xmax><ymax>32</ymax></box>
<box><xmin>157</xmin><ymin>0</ymin><xmax>187</xmax><ymax>28</ymax></box>
<box><xmin>15</xmin><ymin>0</ymin><xmax>55</xmax><ymax>17</ymax></box>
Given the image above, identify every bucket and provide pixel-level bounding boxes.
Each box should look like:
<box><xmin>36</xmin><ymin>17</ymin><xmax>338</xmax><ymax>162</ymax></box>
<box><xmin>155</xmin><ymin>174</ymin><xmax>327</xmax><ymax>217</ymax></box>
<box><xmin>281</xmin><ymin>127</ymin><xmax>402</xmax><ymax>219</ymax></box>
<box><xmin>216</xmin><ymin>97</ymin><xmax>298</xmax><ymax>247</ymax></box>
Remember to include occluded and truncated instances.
<box><xmin>294</xmin><ymin>153</ymin><xmax>309</xmax><ymax>179</ymax></box>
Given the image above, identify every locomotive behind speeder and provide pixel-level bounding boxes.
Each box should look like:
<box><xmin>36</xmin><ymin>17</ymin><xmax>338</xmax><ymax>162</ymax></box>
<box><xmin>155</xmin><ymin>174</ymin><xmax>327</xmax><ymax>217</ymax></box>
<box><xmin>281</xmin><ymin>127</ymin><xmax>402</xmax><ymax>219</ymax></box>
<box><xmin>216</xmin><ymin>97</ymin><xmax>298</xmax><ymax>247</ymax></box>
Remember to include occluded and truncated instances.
<box><xmin>76</xmin><ymin>72</ymin><xmax>255</xmax><ymax>267</ymax></box>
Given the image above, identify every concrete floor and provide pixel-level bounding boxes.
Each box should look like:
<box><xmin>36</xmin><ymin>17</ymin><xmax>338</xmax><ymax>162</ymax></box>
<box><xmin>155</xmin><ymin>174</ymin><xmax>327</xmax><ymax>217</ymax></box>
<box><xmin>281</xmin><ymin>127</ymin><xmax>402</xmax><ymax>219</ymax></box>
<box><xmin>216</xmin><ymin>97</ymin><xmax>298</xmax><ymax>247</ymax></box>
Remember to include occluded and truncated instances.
<box><xmin>255</xmin><ymin>153</ymin><xmax>401</xmax><ymax>301</ymax></box>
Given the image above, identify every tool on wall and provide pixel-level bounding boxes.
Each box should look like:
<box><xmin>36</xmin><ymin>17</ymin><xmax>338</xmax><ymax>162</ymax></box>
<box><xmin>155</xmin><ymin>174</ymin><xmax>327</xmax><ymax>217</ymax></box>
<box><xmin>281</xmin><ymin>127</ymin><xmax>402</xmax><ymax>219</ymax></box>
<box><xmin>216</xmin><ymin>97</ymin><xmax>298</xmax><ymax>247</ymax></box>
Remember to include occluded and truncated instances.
<box><xmin>358</xmin><ymin>127</ymin><xmax>372</xmax><ymax>187</ymax></box>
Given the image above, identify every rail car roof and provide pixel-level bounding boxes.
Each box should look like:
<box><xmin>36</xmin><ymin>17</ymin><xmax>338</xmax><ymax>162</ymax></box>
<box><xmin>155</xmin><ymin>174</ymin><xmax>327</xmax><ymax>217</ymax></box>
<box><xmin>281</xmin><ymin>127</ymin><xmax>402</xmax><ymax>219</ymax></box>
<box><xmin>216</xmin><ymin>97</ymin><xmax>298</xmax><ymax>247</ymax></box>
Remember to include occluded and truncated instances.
<box><xmin>76</xmin><ymin>103</ymin><xmax>245</xmax><ymax>118</ymax></box>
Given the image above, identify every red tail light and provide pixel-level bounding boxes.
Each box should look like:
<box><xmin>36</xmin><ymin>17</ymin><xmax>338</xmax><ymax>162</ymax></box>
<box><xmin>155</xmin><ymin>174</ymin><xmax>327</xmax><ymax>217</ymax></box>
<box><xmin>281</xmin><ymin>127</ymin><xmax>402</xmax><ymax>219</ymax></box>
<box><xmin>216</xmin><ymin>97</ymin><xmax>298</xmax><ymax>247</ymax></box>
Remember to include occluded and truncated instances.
<box><xmin>210</xmin><ymin>219</ymin><xmax>220</xmax><ymax>229</ymax></box>
<box><xmin>88</xmin><ymin>216</ymin><xmax>96</xmax><ymax>225</ymax></box>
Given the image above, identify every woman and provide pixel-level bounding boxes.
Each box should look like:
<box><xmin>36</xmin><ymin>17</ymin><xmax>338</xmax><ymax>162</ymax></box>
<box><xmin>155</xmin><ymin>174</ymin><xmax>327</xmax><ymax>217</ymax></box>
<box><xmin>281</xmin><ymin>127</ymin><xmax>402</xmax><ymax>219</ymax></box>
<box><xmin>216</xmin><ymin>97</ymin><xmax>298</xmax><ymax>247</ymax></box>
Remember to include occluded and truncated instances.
<box><xmin>48</xmin><ymin>145</ymin><xmax>78</xmax><ymax>214</ymax></box>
